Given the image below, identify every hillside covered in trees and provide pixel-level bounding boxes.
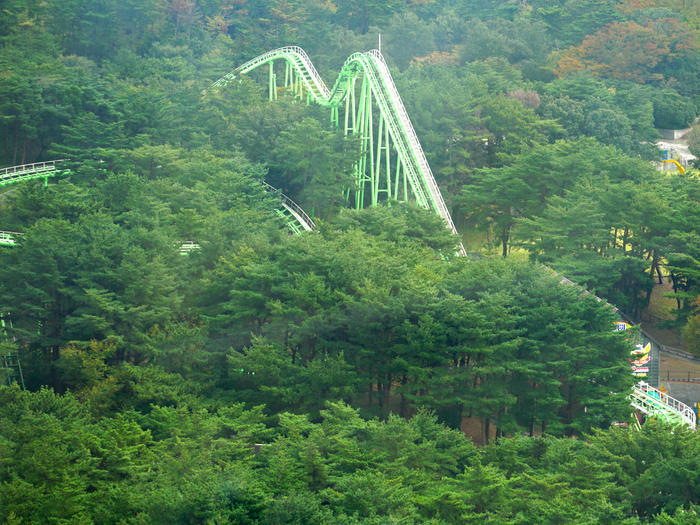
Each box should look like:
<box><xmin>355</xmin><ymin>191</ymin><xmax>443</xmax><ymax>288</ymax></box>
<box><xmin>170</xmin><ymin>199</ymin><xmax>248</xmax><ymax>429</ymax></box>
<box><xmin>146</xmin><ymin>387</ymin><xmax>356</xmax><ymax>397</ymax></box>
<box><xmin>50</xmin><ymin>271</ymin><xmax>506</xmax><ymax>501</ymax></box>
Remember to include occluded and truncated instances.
<box><xmin>1</xmin><ymin>0</ymin><xmax>700</xmax><ymax>523</ymax></box>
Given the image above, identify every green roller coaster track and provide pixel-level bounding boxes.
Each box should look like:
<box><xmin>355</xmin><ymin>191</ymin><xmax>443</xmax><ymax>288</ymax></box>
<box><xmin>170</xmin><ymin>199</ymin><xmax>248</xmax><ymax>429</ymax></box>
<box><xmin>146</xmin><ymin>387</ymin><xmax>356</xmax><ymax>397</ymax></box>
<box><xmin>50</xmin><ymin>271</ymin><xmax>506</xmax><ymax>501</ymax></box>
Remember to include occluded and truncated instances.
<box><xmin>0</xmin><ymin>160</ymin><xmax>70</xmax><ymax>248</ymax></box>
<box><xmin>0</xmin><ymin>160</ymin><xmax>71</xmax><ymax>247</ymax></box>
<box><xmin>213</xmin><ymin>46</ymin><xmax>697</xmax><ymax>430</ymax></box>
<box><xmin>214</xmin><ymin>46</ymin><xmax>466</xmax><ymax>255</ymax></box>
<box><xmin>631</xmin><ymin>382</ymin><xmax>696</xmax><ymax>429</ymax></box>
<box><xmin>0</xmin><ymin>160</ymin><xmax>70</xmax><ymax>187</ymax></box>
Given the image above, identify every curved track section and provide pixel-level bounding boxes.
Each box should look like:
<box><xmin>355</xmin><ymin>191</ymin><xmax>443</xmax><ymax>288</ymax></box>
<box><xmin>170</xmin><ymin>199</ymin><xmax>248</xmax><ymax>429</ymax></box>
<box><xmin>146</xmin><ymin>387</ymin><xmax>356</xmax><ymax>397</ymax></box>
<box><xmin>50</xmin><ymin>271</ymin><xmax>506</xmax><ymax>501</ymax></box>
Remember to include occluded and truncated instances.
<box><xmin>262</xmin><ymin>181</ymin><xmax>315</xmax><ymax>233</ymax></box>
<box><xmin>214</xmin><ymin>47</ymin><xmax>465</xmax><ymax>255</ymax></box>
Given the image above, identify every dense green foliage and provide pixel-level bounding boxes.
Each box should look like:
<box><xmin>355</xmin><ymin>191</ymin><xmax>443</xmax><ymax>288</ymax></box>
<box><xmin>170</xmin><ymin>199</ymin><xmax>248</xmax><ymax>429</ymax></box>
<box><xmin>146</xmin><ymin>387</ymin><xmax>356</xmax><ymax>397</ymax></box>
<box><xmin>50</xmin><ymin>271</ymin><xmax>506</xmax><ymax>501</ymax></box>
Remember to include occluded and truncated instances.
<box><xmin>2</xmin><ymin>386</ymin><xmax>700</xmax><ymax>524</ymax></box>
<box><xmin>1</xmin><ymin>0</ymin><xmax>700</xmax><ymax>523</ymax></box>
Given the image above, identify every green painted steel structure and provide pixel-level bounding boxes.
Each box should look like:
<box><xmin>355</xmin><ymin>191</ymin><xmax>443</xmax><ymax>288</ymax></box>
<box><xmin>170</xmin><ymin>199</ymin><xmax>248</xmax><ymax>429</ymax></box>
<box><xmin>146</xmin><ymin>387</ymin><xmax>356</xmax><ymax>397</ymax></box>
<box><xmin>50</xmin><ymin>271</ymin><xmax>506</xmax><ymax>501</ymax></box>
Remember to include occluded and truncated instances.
<box><xmin>0</xmin><ymin>160</ymin><xmax>69</xmax><ymax>249</ymax></box>
<box><xmin>262</xmin><ymin>181</ymin><xmax>316</xmax><ymax>234</ymax></box>
<box><xmin>631</xmin><ymin>382</ymin><xmax>696</xmax><ymax>428</ymax></box>
<box><xmin>0</xmin><ymin>231</ymin><xmax>20</xmax><ymax>247</ymax></box>
<box><xmin>0</xmin><ymin>160</ymin><xmax>69</xmax><ymax>387</ymax></box>
<box><xmin>0</xmin><ymin>160</ymin><xmax>70</xmax><ymax>187</ymax></box>
<box><xmin>214</xmin><ymin>46</ymin><xmax>465</xmax><ymax>255</ymax></box>
<box><xmin>0</xmin><ymin>161</ymin><xmax>69</xmax><ymax>247</ymax></box>
<box><xmin>1</xmin><ymin>51</ymin><xmax>693</xmax><ymax>428</ymax></box>
<box><xmin>0</xmin><ymin>353</ymin><xmax>24</xmax><ymax>389</ymax></box>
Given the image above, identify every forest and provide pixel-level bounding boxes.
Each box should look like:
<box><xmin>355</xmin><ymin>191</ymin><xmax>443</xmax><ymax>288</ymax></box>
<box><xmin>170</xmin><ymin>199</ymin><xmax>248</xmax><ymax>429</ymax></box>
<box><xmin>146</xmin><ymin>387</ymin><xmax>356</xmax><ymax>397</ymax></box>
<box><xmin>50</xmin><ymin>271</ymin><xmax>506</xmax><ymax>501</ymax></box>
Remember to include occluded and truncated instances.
<box><xmin>1</xmin><ymin>0</ymin><xmax>700</xmax><ymax>523</ymax></box>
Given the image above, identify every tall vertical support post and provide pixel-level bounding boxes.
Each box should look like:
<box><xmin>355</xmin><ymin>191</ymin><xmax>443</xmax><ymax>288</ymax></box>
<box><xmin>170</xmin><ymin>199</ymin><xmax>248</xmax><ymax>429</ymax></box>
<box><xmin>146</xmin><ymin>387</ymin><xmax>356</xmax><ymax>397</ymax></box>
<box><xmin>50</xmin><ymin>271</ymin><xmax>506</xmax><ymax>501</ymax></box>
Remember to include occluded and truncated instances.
<box><xmin>295</xmin><ymin>68</ymin><xmax>303</xmax><ymax>100</ymax></box>
<box><xmin>394</xmin><ymin>152</ymin><xmax>401</xmax><ymax>200</ymax></box>
<box><xmin>344</xmin><ymin>84</ymin><xmax>351</xmax><ymax>136</ymax></box>
<box><xmin>403</xmin><ymin>162</ymin><xmax>408</xmax><ymax>201</ymax></box>
<box><xmin>284</xmin><ymin>61</ymin><xmax>290</xmax><ymax>91</ymax></box>
<box><xmin>374</xmin><ymin>117</ymin><xmax>383</xmax><ymax>206</ymax></box>
<box><xmin>355</xmin><ymin>76</ymin><xmax>368</xmax><ymax>210</ymax></box>
<box><xmin>384</xmin><ymin>122</ymin><xmax>391</xmax><ymax>202</ymax></box>
<box><xmin>15</xmin><ymin>356</ymin><xmax>24</xmax><ymax>389</ymax></box>
<box><xmin>366</xmin><ymin>81</ymin><xmax>374</xmax><ymax>207</ymax></box>
<box><xmin>268</xmin><ymin>61</ymin><xmax>274</xmax><ymax>102</ymax></box>
<box><xmin>350</xmin><ymin>77</ymin><xmax>357</xmax><ymax>134</ymax></box>
<box><xmin>344</xmin><ymin>77</ymin><xmax>357</xmax><ymax>203</ymax></box>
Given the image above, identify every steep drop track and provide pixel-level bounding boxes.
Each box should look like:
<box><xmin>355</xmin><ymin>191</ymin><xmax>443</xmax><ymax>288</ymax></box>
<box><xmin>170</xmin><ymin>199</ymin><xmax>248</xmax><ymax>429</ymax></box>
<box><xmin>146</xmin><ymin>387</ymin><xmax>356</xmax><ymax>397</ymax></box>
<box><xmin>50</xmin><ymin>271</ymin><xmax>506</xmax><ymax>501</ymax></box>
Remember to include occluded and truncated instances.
<box><xmin>215</xmin><ymin>46</ymin><xmax>465</xmax><ymax>254</ymax></box>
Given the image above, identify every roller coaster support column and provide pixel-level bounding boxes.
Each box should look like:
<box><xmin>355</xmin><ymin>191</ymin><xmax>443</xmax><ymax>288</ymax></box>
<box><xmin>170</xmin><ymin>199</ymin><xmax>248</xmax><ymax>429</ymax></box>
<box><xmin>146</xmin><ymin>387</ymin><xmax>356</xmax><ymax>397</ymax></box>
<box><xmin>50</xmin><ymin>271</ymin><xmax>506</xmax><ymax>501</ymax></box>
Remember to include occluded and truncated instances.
<box><xmin>268</xmin><ymin>62</ymin><xmax>276</xmax><ymax>101</ymax></box>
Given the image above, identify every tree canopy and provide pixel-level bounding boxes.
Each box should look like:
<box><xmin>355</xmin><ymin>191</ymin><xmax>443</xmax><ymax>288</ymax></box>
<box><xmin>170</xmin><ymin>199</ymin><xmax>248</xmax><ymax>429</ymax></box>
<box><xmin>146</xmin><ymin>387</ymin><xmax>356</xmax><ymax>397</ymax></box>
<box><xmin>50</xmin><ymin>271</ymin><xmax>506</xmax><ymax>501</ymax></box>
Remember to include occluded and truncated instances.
<box><xmin>1</xmin><ymin>0</ymin><xmax>699</xmax><ymax>522</ymax></box>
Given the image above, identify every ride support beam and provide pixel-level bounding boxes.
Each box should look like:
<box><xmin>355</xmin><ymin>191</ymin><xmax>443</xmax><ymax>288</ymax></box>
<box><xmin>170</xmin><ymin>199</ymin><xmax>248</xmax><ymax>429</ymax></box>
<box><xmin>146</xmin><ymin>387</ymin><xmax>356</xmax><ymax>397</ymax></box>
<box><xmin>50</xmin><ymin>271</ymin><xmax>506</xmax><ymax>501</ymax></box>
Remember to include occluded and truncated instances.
<box><xmin>269</xmin><ymin>61</ymin><xmax>274</xmax><ymax>101</ymax></box>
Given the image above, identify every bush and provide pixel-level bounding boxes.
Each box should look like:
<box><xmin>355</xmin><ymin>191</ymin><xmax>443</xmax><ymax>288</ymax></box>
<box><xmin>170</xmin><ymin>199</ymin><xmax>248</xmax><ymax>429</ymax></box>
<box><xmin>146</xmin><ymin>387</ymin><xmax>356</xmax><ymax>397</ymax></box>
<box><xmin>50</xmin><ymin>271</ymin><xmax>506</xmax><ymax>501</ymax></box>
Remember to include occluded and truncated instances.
<box><xmin>653</xmin><ymin>90</ymin><xmax>696</xmax><ymax>129</ymax></box>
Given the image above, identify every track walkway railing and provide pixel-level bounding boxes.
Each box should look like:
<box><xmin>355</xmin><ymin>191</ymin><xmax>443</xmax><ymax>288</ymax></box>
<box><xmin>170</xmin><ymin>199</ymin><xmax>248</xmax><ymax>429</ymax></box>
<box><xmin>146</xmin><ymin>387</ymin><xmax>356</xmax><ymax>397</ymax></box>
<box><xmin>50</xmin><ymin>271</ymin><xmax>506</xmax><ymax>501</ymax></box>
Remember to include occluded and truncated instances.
<box><xmin>262</xmin><ymin>181</ymin><xmax>316</xmax><ymax>232</ymax></box>
<box><xmin>631</xmin><ymin>382</ymin><xmax>696</xmax><ymax>429</ymax></box>
<box><xmin>0</xmin><ymin>231</ymin><xmax>21</xmax><ymax>247</ymax></box>
<box><xmin>0</xmin><ymin>160</ymin><xmax>68</xmax><ymax>187</ymax></box>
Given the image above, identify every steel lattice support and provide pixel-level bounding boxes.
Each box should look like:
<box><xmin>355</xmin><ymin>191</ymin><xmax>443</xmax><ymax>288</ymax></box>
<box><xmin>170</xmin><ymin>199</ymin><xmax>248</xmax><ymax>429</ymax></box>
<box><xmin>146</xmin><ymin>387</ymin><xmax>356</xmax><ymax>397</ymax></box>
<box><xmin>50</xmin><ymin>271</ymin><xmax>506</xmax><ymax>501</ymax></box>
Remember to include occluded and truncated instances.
<box><xmin>0</xmin><ymin>160</ymin><xmax>70</xmax><ymax>187</ymax></box>
<box><xmin>213</xmin><ymin>47</ymin><xmax>466</xmax><ymax>255</ymax></box>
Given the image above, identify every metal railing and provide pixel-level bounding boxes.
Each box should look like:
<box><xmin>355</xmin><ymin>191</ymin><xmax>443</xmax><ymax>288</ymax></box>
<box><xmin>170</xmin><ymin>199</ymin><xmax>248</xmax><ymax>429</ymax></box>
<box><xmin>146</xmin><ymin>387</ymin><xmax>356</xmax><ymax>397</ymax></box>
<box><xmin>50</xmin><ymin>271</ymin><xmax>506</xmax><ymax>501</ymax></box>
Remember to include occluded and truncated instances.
<box><xmin>0</xmin><ymin>160</ymin><xmax>68</xmax><ymax>187</ymax></box>
<box><xmin>0</xmin><ymin>231</ymin><xmax>22</xmax><ymax>246</ymax></box>
<box><xmin>214</xmin><ymin>46</ymin><xmax>331</xmax><ymax>100</ymax></box>
<box><xmin>178</xmin><ymin>242</ymin><xmax>201</xmax><ymax>254</ymax></box>
<box><xmin>283</xmin><ymin>46</ymin><xmax>331</xmax><ymax>99</ymax></box>
<box><xmin>0</xmin><ymin>160</ymin><xmax>66</xmax><ymax>178</ymax></box>
<box><xmin>659</xmin><ymin>345</ymin><xmax>700</xmax><ymax>363</ymax></box>
<box><xmin>631</xmin><ymin>382</ymin><xmax>696</xmax><ymax>429</ymax></box>
<box><xmin>262</xmin><ymin>182</ymin><xmax>315</xmax><ymax>232</ymax></box>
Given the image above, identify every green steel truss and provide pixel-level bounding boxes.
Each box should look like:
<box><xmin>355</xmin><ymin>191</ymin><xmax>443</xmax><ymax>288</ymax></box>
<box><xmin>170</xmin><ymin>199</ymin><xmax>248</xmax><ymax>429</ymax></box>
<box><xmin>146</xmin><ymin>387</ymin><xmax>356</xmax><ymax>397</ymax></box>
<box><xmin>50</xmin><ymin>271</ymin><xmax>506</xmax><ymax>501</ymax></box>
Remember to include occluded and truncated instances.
<box><xmin>1</xmin><ymin>56</ymin><xmax>692</xmax><ymax>428</ymax></box>
<box><xmin>0</xmin><ymin>160</ymin><xmax>69</xmax><ymax>250</ymax></box>
<box><xmin>0</xmin><ymin>185</ymin><xmax>312</xmax><ymax>253</ymax></box>
<box><xmin>214</xmin><ymin>46</ymin><xmax>465</xmax><ymax>255</ymax></box>
<box><xmin>216</xmin><ymin>48</ymin><xmax>700</xmax><ymax>430</ymax></box>
<box><xmin>631</xmin><ymin>382</ymin><xmax>696</xmax><ymax>429</ymax></box>
<box><xmin>0</xmin><ymin>160</ymin><xmax>70</xmax><ymax>187</ymax></box>
<box><xmin>0</xmin><ymin>353</ymin><xmax>24</xmax><ymax>389</ymax></box>
<box><xmin>0</xmin><ymin>315</ymin><xmax>24</xmax><ymax>389</ymax></box>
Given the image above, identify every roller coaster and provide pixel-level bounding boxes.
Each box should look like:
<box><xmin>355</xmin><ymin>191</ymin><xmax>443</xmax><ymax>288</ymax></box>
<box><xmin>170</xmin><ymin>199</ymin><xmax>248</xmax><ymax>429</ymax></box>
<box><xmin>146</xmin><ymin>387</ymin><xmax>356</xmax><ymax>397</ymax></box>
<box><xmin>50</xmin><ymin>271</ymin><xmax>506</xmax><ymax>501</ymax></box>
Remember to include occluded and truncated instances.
<box><xmin>0</xmin><ymin>162</ymin><xmax>312</xmax><ymax>245</ymax></box>
<box><xmin>631</xmin><ymin>382</ymin><xmax>696</xmax><ymax>428</ymax></box>
<box><xmin>214</xmin><ymin>46</ymin><xmax>466</xmax><ymax>255</ymax></box>
<box><xmin>213</xmin><ymin>46</ymin><xmax>696</xmax><ymax>430</ymax></box>
<box><xmin>0</xmin><ymin>160</ymin><xmax>69</xmax><ymax>187</ymax></box>
<box><xmin>1</xmin><ymin>47</ymin><xmax>695</xmax><ymax>430</ymax></box>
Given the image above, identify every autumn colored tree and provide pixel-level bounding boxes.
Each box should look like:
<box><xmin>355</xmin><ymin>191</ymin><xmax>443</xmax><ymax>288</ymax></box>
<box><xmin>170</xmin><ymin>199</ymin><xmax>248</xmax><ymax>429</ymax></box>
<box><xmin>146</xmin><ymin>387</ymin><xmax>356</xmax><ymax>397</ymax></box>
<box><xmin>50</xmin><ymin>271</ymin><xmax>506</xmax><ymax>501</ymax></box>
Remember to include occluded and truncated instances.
<box><xmin>555</xmin><ymin>17</ymin><xmax>697</xmax><ymax>83</ymax></box>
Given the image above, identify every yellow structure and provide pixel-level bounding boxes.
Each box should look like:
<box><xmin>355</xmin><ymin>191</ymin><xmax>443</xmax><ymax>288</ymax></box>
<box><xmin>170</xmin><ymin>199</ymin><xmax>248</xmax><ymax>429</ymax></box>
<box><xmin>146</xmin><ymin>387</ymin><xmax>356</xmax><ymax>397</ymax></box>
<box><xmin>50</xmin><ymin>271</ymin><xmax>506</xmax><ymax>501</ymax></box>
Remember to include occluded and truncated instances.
<box><xmin>661</xmin><ymin>159</ymin><xmax>686</xmax><ymax>174</ymax></box>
